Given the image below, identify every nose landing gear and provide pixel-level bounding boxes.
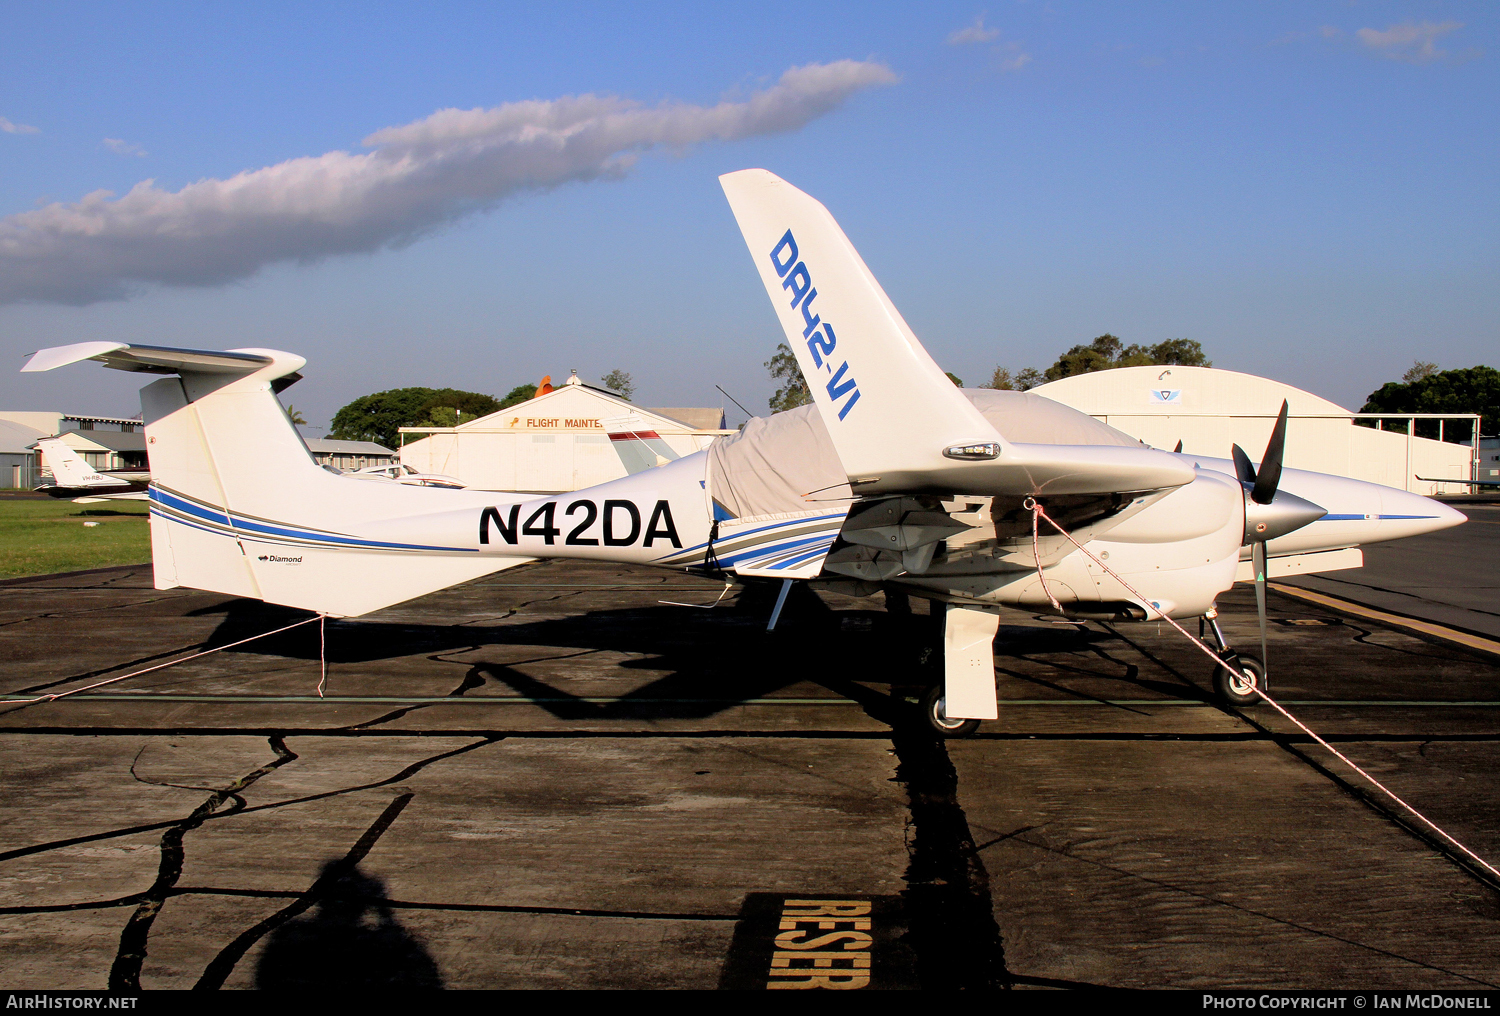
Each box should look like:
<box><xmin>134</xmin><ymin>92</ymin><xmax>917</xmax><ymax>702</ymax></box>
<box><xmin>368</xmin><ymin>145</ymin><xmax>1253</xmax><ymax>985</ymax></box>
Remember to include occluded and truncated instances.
<box><xmin>1213</xmin><ymin>653</ymin><xmax>1266</xmax><ymax>707</ymax></box>
<box><xmin>1201</xmin><ymin>607</ymin><xmax>1268</xmax><ymax>707</ymax></box>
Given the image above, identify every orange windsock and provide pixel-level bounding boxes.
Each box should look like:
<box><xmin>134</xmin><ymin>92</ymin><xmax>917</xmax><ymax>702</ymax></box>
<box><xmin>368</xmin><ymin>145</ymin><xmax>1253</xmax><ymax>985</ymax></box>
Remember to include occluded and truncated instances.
<box><xmin>537</xmin><ymin>375</ymin><xmax>554</xmax><ymax>396</ymax></box>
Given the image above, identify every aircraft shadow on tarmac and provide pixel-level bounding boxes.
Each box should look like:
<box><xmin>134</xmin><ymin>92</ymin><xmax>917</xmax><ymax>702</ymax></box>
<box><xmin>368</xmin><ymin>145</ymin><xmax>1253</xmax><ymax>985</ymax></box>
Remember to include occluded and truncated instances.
<box><xmin>179</xmin><ymin>582</ymin><xmax>1190</xmax><ymax>725</ymax></box>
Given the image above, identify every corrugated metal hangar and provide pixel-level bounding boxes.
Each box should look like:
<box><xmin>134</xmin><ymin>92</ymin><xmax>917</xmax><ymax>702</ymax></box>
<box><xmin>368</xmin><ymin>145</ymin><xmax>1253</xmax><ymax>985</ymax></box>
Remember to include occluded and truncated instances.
<box><xmin>398</xmin><ymin>374</ymin><xmax>730</xmax><ymax>493</ymax></box>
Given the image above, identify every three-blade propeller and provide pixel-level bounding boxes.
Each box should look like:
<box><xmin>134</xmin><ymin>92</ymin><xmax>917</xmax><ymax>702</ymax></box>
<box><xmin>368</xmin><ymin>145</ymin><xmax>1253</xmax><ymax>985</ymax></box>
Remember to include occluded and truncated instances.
<box><xmin>1228</xmin><ymin>401</ymin><xmax>1325</xmax><ymax>678</ymax></box>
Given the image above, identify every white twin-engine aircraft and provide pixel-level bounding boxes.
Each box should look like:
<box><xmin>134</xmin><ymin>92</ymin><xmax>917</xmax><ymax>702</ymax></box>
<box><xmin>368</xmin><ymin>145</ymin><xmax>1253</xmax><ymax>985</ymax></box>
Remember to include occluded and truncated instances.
<box><xmin>22</xmin><ymin>169</ymin><xmax>1463</xmax><ymax>735</ymax></box>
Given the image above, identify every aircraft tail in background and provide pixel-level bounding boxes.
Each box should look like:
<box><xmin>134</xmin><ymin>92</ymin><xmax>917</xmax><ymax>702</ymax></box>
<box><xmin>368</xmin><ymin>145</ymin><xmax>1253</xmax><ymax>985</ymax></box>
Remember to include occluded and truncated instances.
<box><xmin>35</xmin><ymin>438</ymin><xmax>129</xmax><ymax>491</ymax></box>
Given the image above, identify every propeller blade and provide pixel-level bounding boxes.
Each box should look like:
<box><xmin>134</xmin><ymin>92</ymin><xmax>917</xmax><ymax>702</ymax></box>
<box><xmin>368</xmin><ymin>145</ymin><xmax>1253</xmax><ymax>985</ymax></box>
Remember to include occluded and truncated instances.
<box><xmin>1251</xmin><ymin>400</ymin><xmax>1290</xmax><ymax>506</ymax></box>
<box><xmin>1230</xmin><ymin>444</ymin><xmax>1256</xmax><ymax>485</ymax></box>
<box><xmin>1253</xmin><ymin>539</ymin><xmax>1268</xmax><ymax>671</ymax></box>
<box><xmin>1173</xmin><ymin>439</ymin><xmax>1183</xmax><ymax>453</ymax></box>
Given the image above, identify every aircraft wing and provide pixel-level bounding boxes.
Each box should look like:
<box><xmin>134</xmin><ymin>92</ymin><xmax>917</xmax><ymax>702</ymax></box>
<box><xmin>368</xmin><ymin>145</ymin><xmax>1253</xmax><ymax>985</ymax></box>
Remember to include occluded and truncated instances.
<box><xmin>1416</xmin><ymin>476</ymin><xmax>1500</xmax><ymax>488</ymax></box>
<box><xmin>72</xmin><ymin>492</ymin><xmax>152</xmax><ymax>504</ymax></box>
<box><xmin>719</xmin><ymin>169</ymin><xmax>1192</xmax><ymax>498</ymax></box>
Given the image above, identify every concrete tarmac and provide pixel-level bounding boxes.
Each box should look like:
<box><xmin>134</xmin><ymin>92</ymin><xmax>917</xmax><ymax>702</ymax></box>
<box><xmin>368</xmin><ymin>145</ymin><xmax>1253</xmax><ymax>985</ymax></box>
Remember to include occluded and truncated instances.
<box><xmin>1</xmin><ymin>550</ymin><xmax>1498</xmax><ymax>990</ymax></box>
<box><xmin>1284</xmin><ymin>503</ymin><xmax>1500</xmax><ymax>639</ymax></box>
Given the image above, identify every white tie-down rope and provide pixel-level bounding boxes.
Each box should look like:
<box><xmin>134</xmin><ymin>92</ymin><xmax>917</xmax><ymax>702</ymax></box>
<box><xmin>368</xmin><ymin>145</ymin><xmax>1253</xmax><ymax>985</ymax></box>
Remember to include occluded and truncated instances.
<box><xmin>317</xmin><ymin>613</ymin><xmax>328</xmax><ymax>698</ymax></box>
<box><xmin>1024</xmin><ymin>497</ymin><xmax>1500</xmax><ymax>884</ymax></box>
<box><xmin>2</xmin><ymin>614</ymin><xmax>325</xmax><ymax>707</ymax></box>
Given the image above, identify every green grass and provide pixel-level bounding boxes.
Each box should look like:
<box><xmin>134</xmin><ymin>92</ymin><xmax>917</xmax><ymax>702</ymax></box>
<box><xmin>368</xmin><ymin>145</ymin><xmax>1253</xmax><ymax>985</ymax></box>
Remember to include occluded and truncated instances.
<box><xmin>0</xmin><ymin>499</ymin><xmax>151</xmax><ymax>579</ymax></box>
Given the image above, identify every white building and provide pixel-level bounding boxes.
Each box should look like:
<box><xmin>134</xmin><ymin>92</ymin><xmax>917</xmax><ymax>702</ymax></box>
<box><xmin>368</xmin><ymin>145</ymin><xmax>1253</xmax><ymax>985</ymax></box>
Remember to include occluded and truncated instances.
<box><xmin>399</xmin><ymin>375</ymin><xmax>730</xmax><ymax>493</ymax></box>
<box><xmin>0</xmin><ymin>420</ymin><xmax>45</xmax><ymax>489</ymax></box>
<box><xmin>1031</xmin><ymin>366</ymin><xmax>1479</xmax><ymax>495</ymax></box>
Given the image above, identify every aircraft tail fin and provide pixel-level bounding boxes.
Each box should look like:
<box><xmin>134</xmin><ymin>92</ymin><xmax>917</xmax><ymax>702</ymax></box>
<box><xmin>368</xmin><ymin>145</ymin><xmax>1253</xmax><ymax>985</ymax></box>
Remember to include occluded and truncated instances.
<box><xmin>35</xmin><ymin>438</ymin><xmax>129</xmax><ymax>490</ymax></box>
<box><xmin>22</xmin><ymin>343</ymin><xmax>528</xmax><ymax>616</ymax></box>
<box><xmin>719</xmin><ymin>169</ymin><xmax>1192</xmax><ymax>497</ymax></box>
<box><xmin>720</xmin><ymin>169</ymin><xmax>999</xmax><ymax>493</ymax></box>
<box><xmin>602</xmin><ymin>414</ymin><xmax>682</xmax><ymax>475</ymax></box>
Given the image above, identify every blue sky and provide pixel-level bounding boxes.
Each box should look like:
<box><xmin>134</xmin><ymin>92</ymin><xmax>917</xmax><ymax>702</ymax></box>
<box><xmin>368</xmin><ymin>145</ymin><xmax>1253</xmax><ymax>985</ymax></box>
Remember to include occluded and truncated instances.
<box><xmin>2</xmin><ymin>1</ymin><xmax>1494</xmax><ymax>431</ymax></box>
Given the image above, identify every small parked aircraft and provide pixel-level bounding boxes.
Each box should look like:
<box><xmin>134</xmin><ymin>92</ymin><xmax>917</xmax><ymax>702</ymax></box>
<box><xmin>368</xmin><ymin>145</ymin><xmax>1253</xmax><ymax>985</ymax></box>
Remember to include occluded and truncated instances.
<box><xmin>351</xmin><ymin>462</ymin><xmax>467</xmax><ymax>489</ymax></box>
<box><xmin>21</xmin><ymin>169</ymin><xmax>1463</xmax><ymax>734</ymax></box>
<box><xmin>33</xmin><ymin>438</ymin><xmax>150</xmax><ymax>503</ymax></box>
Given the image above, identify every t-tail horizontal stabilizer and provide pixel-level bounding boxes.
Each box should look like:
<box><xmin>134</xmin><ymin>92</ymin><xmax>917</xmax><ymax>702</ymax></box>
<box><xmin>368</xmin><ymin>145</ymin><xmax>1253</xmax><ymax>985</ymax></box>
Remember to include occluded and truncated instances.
<box><xmin>719</xmin><ymin>169</ymin><xmax>1192</xmax><ymax>498</ymax></box>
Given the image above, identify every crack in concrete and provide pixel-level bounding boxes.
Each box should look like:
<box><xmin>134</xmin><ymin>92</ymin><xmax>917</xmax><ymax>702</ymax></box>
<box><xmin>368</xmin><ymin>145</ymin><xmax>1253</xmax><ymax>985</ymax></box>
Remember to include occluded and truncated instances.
<box><xmin>0</xmin><ymin>643</ymin><xmax>210</xmax><ymax>700</ymax></box>
<box><xmin>0</xmin><ymin>737</ymin><xmax>499</xmax><ymax>866</ymax></box>
<box><xmin>0</xmin><ymin>591</ymin><xmax>199</xmax><ymax>631</ymax></box>
<box><xmin>108</xmin><ymin>735</ymin><xmax>299</xmax><ymax>991</ymax></box>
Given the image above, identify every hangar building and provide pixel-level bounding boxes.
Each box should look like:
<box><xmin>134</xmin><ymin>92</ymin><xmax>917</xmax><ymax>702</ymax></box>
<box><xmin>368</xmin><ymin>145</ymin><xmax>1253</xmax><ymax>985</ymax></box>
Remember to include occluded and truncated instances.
<box><xmin>304</xmin><ymin>439</ymin><xmax>397</xmax><ymax>472</ymax></box>
<box><xmin>1031</xmin><ymin>366</ymin><xmax>1479</xmax><ymax>495</ymax></box>
<box><xmin>399</xmin><ymin>374</ymin><xmax>731</xmax><ymax>493</ymax></box>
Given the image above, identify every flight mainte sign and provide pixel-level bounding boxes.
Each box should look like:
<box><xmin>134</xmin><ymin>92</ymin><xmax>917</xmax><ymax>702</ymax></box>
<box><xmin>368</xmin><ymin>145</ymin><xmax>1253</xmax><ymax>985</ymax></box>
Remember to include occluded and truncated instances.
<box><xmin>505</xmin><ymin>417</ymin><xmax>607</xmax><ymax>430</ymax></box>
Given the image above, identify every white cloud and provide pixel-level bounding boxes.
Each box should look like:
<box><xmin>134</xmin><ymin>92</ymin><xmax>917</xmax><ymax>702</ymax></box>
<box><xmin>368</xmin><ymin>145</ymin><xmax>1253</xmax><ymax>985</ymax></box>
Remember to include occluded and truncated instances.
<box><xmin>0</xmin><ymin>60</ymin><xmax>898</xmax><ymax>305</ymax></box>
<box><xmin>1355</xmin><ymin>21</ymin><xmax>1464</xmax><ymax>63</ymax></box>
<box><xmin>948</xmin><ymin>15</ymin><xmax>1000</xmax><ymax>45</ymax></box>
<box><xmin>0</xmin><ymin>117</ymin><xmax>40</xmax><ymax>135</ymax></box>
<box><xmin>102</xmin><ymin>138</ymin><xmax>147</xmax><ymax>158</ymax></box>
<box><xmin>1001</xmin><ymin>52</ymin><xmax>1033</xmax><ymax>72</ymax></box>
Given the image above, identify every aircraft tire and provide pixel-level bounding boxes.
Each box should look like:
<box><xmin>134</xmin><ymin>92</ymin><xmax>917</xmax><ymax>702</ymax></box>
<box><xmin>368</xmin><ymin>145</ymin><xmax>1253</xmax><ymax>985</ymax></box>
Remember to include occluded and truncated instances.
<box><xmin>1214</xmin><ymin>654</ymin><xmax>1267</xmax><ymax>707</ymax></box>
<box><xmin>921</xmin><ymin>684</ymin><xmax>980</xmax><ymax>738</ymax></box>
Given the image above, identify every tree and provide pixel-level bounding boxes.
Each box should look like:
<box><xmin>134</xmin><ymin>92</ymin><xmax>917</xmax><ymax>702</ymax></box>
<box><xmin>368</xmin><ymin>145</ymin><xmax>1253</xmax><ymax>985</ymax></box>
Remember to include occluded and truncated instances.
<box><xmin>283</xmin><ymin>405</ymin><xmax>308</xmax><ymax>426</ymax></box>
<box><xmin>765</xmin><ymin>343</ymin><xmax>811</xmax><ymax>412</ymax></box>
<box><xmin>417</xmin><ymin>406</ymin><xmax>480</xmax><ymax>428</ymax></box>
<box><xmin>410</xmin><ymin>389</ymin><xmax>501</xmax><ymax>429</ymax></box>
<box><xmin>981</xmin><ymin>365</ymin><xmax>1043</xmax><ymax>390</ymax></box>
<box><xmin>498</xmin><ymin>384</ymin><xmax>537</xmax><ymax>409</ymax></box>
<box><xmin>600</xmin><ymin>369</ymin><xmax>635</xmax><ymax>401</ymax></box>
<box><xmin>1147</xmin><ymin>338</ymin><xmax>1212</xmax><ymax>367</ymax></box>
<box><xmin>1359</xmin><ymin>365</ymin><xmax>1500</xmax><ymax>441</ymax></box>
<box><xmin>329</xmin><ymin>387</ymin><xmax>501</xmax><ymax>448</ymax></box>
<box><xmin>1043</xmin><ymin>335</ymin><xmax>1210</xmax><ymax>382</ymax></box>
<box><xmin>983</xmin><ymin>367</ymin><xmax>1015</xmax><ymax>391</ymax></box>
<box><xmin>1403</xmin><ymin>360</ymin><xmax>1438</xmax><ymax>384</ymax></box>
<box><xmin>945</xmin><ymin>372</ymin><xmax>964</xmax><ymax>387</ymax></box>
<box><xmin>984</xmin><ymin>336</ymin><xmax>1205</xmax><ymax>392</ymax></box>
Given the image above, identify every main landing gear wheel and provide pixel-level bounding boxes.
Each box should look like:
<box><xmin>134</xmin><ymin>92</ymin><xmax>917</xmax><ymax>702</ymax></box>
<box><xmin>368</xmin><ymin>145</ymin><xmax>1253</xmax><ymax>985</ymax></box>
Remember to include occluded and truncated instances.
<box><xmin>921</xmin><ymin>684</ymin><xmax>980</xmax><ymax>738</ymax></box>
<box><xmin>1214</xmin><ymin>654</ymin><xmax>1267</xmax><ymax>707</ymax></box>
